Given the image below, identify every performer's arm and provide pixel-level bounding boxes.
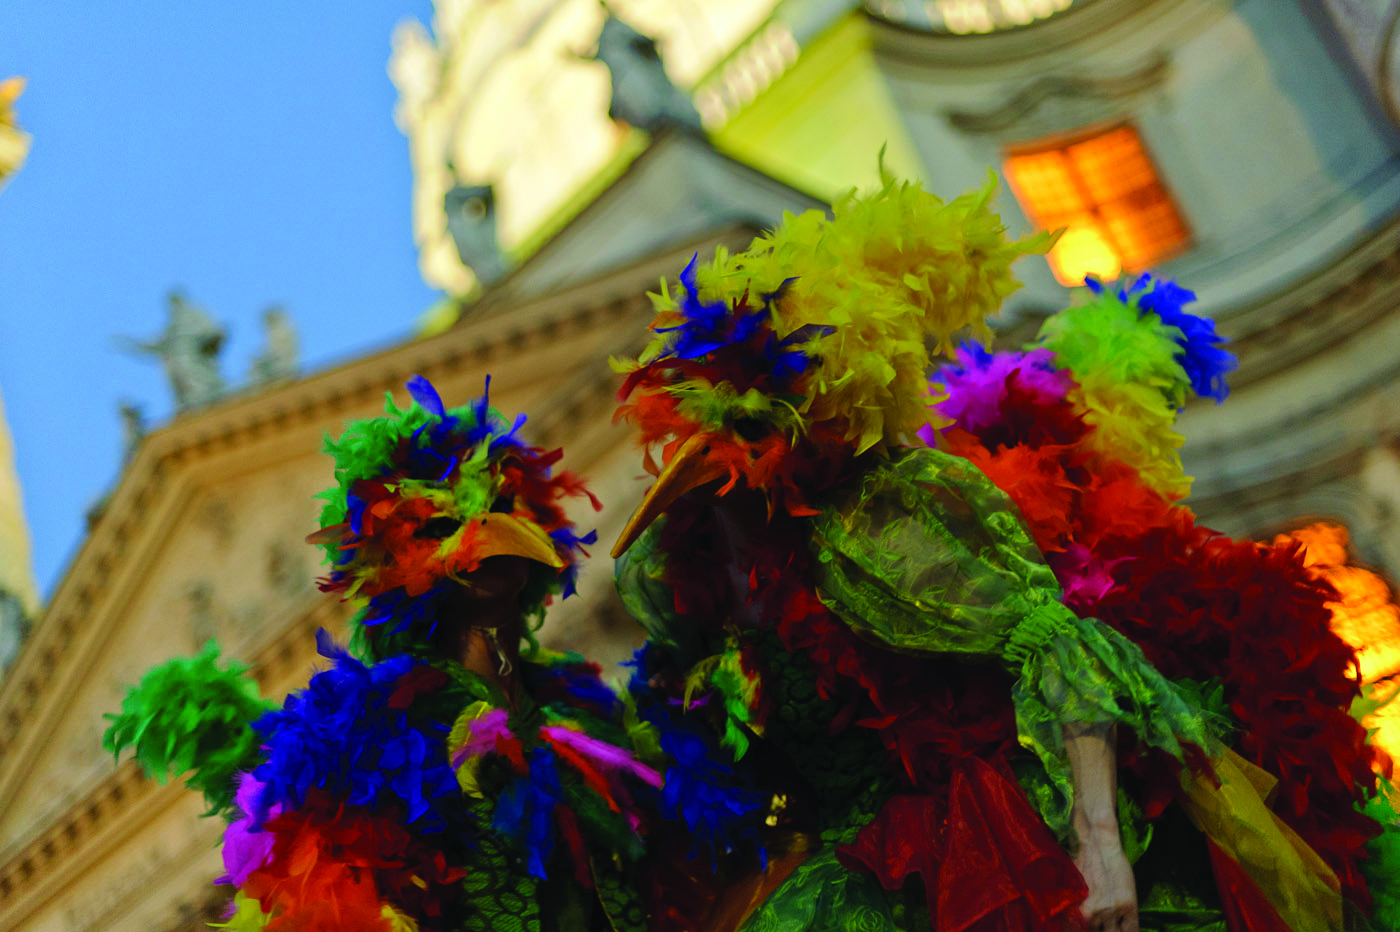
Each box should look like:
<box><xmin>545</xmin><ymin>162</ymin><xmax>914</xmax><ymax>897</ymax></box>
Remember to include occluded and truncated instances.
<box><xmin>1064</xmin><ymin>722</ymin><xmax>1138</xmax><ymax>932</ymax></box>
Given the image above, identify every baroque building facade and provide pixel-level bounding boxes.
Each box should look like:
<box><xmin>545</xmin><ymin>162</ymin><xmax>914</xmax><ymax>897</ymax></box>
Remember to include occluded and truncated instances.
<box><xmin>1</xmin><ymin>1</ymin><xmax>1398</xmax><ymax>930</ymax></box>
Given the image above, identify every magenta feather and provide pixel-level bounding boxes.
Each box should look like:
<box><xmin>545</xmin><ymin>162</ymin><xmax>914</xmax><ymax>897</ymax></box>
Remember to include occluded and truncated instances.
<box><xmin>450</xmin><ymin>708</ymin><xmax>515</xmax><ymax>769</ymax></box>
<box><xmin>540</xmin><ymin>725</ymin><xmax>663</xmax><ymax>788</ymax></box>
<box><xmin>1047</xmin><ymin>543</ymin><xmax>1129</xmax><ymax>615</ymax></box>
<box><xmin>218</xmin><ymin>774</ymin><xmax>279</xmax><ymax>886</ymax></box>
<box><xmin>924</xmin><ymin>345</ymin><xmax>1072</xmax><ymax>444</ymax></box>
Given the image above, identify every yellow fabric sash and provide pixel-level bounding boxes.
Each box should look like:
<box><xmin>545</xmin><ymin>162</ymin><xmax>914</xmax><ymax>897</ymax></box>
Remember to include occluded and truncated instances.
<box><xmin>1178</xmin><ymin>748</ymin><xmax>1342</xmax><ymax>931</ymax></box>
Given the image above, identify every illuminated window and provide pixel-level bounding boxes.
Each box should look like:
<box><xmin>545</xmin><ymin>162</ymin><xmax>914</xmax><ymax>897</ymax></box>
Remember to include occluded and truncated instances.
<box><xmin>1003</xmin><ymin>124</ymin><xmax>1190</xmax><ymax>286</ymax></box>
<box><xmin>1276</xmin><ymin>522</ymin><xmax>1400</xmax><ymax>769</ymax></box>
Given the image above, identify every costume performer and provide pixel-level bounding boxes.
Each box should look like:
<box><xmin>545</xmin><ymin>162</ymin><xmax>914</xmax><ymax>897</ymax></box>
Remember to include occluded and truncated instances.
<box><xmin>609</xmin><ymin>171</ymin><xmax>1398</xmax><ymax>932</ymax></box>
<box><xmin>922</xmin><ymin>279</ymin><xmax>1400</xmax><ymax>931</ymax></box>
<box><xmin>105</xmin><ymin>376</ymin><xmax>767</xmax><ymax>931</ymax></box>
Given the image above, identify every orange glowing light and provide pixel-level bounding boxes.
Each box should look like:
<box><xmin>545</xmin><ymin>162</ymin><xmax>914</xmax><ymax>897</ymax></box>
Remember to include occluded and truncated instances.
<box><xmin>1004</xmin><ymin>125</ymin><xmax>1190</xmax><ymax>287</ymax></box>
<box><xmin>1276</xmin><ymin>522</ymin><xmax>1400</xmax><ymax>768</ymax></box>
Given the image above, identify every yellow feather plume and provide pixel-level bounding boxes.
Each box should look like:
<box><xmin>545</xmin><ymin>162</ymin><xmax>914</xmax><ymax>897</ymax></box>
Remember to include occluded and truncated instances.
<box><xmin>696</xmin><ymin>168</ymin><xmax>1055</xmax><ymax>453</ymax></box>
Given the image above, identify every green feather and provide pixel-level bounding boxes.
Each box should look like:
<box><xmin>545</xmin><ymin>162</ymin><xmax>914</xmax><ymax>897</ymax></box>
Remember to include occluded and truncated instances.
<box><xmin>102</xmin><ymin>639</ymin><xmax>272</xmax><ymax>817</ymax></box>
<box><xmin>1038</xmin><ymin>287</ymin><xmax>1192</xmax><ymax>410</ymax></box>
<box><xmin>1360</xmin><ymin>784</ymin><xmax>1400</xmax><ymax>930</ymax></box>
<box><xmin>312</xmin><ymin>391</ymin><xmax>503</xmax><ymax>566</ymax></box>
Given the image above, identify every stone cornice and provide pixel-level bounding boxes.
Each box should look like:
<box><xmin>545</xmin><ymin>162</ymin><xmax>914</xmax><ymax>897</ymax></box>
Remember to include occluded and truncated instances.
<box><xmin>0</xmin><ymin>593</ymin><xmax>347</xmax><ymax>931</ymax></box>
<box><xmin>946</xmin><ymin>54</ymin><xmax>1170</xmax><ymax>136</ymax></box>
<box><xmin>867</xmin><ymin>0</ymin><xmax>1188</xmax><ymax>70</ymax></box>
<box><xmin>1187</xmin><ymin>444</ymin><xmax>1370</xmax><ymax>523</ymax></box>
<box><xmin>1212</xmin><ymin>213</ymin><xmax>1400</xmax><ymax>389</ymax></box>
<box><xmin>1177</xmin><ymin>218</ymin><xmax>1400</xmax><ymax>522</ymax></box>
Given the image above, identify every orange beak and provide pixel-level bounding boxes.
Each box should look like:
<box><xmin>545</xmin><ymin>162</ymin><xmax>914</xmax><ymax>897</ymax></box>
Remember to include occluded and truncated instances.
<box><xmin>306</xmin><ymin>522</ymin><xmax>350</xmax><ymax>547</ymax></box>
<box><xmin>470</xmin><ymin>513</ymin><xmax>567</xmax><ymax>568</ymax></box>
<box><xmin>612</xmin><ymin>433</ymin><xmax>728</xmax><ymax>558</ymax></box>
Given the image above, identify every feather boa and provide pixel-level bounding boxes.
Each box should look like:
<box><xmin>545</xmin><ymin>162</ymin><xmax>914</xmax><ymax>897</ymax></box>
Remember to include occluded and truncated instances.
<box><xmin>927</xmin><ymin>308</ymin><xmax>1388</xmax><ymax>912</ymax></box>
<box><xmin>251</xmin><ymin>631</ymin><xmax>459</xmax><ymax>829</ymax></box>
<box><xmin>614</xmin><ymin>168</ymin><xmax>1053</xmax><ymax>520</ymax></box>
<box><xmin>102</xmin><ymin>639</ymin><xmax>271</xmax><ymax>817</ymax></box>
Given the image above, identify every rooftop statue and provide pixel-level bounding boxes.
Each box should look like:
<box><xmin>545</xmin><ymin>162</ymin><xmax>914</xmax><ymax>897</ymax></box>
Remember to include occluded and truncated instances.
<box><xmin>593</xmin><ymin>10</ymin><xmax>703</xmax><ymax>134</ymax></box>
<box><xmin>247</xmin><ymin>306</ymin><xmax>299</xmax><ymax>385</ymax></box>
<box><xmin>118</xmin><ymin>400</ymin><xmax>145</xmax><ymax>464</ymax></box>
<box><xmin>444</xmin><ymin>180</ymin><xmax>510</xmax><ymax>290</ymax></box>
<box><xmin>0</xmin><ymin>76</ymin><xmax>29</xmax><ymax>189</ymax></box>
<box><xmin>120</xmin><ymin>291</ymin><xmax>227</xmax><ymax>412</ymax></box>
<box><xmin>0</xmin><ymin>588</ymin><xmax>30</xmax><ymax>678</ymax></box>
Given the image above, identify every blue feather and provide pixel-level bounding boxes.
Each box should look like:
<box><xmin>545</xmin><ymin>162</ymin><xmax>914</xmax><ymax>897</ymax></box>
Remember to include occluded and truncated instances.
<box><xmin>1128</xmin><ymin>275</ymin><xmax>1237</xmax><ymax>404</ymax></box>
<box><xmin>406</xmin><ymin>374</ymin><xmax>446</xmax><ymax>418</ymax></box>
<box><xmin>251</xmin><ymin>631</ymin><xmax>458</xmax><ymax>830</ymax></box>
<box><xmin>625</xmin><ymin>644</ymin><xmax>768</xmax><ymax>863</ymax></box>
<box><xmin>491</xmin><ymin>748</ymin><xmax>564</xmax><ymax>879</ymax></box>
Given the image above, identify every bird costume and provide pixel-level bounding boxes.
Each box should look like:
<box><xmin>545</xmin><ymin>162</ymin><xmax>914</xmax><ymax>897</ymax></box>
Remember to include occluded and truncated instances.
<box><xmin>105</xmin><ymin>376</ymin><xmax>760</xmax><ymax>931</ymax></box>
<box><xmin>610</xmin><ymin>170</ymin><xmax>1399</xmax><ymax>931</ymax></box>
<box><xmin>924</xmin><ymin>279</ymin><xmax>1400</xmax><ymax>930</ymax></box>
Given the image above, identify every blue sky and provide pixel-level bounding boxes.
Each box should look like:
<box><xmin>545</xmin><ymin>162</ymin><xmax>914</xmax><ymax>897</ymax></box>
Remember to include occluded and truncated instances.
<box><xmin>1</xmin><ymin>2</ymin><xmax>441</xmax><ymax>596</ymax></box>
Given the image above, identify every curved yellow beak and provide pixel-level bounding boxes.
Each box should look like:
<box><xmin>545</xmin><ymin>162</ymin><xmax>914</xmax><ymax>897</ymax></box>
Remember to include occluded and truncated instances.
<box><xmin>612</xmin><ymin>433</ymin><xmax>728</xmax><ymax>558</ymax></box>
<box><xmin>471</xmin><ymin>512</ymin><xmax>566</xmax><ymax>568</ymax></box>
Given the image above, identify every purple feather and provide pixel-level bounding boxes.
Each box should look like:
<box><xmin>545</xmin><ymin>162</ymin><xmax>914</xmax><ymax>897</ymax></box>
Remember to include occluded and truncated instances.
<box><xmin>921</xmin><ymin>345</ymin><xmax>1071</xmax><ymax>445</ymax></box>
<box><xmin>541</xmin><ymin>724</ymin><xmax>663</xmax><ymax>788</ymax></box>
<box><xmin>217</xmin><ymin>774</ymin><xmax>279</xmax><ymax>886</ymax></box>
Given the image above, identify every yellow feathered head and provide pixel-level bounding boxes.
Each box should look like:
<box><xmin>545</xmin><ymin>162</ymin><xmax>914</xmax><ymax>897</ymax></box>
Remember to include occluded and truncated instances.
<box><xmin>612</xmin><ymin>168</ymin><xmax>1055</xmax><ymax>556</ymax></box>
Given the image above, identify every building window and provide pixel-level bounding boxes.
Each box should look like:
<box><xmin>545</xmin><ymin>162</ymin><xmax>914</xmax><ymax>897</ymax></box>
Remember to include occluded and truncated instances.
<box><xmin>1003</xmin><ymin>124</ymin><xmax>1190</xmax><ymax>286</ymax></box>
<box><xmin>1276</xmin><ymin>522</ymin><xmax>1400</xmax><ymax>768</ymax></box>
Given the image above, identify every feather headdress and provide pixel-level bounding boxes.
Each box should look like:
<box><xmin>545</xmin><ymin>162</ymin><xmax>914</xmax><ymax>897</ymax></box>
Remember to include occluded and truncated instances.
<box><xmin>313</xmin><ymin>376</ymin><xmax>600</xmax><ymax>645</ymax></box>
<box><xmin>612</xmin><ymin>169</ymin><xmax>1054</xmax><ymax>555</ymax></box>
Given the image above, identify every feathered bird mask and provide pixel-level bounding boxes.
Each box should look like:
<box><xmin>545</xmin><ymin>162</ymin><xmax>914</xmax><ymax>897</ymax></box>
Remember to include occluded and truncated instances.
<box><xmin>313</xmin><ymin>376</ymin><xmax>599</xmax><ymax>641</ymax></box>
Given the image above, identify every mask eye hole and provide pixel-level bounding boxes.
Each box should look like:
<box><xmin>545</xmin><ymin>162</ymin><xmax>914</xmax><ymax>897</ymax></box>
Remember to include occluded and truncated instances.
<box><xmin>730</xmin><ymin>417</ymin><xmax>768</xmax><ymax>442</ymax></box>
<box><xmin>415</xmin><ymin>516</ymin><xmax>463</xmax><ymax>539</ymax></box>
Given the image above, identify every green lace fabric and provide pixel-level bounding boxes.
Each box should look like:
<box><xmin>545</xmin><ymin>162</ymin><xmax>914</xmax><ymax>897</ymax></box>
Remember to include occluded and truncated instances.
<box><xmin>738</xmin><ymin>848</ymin><xmax>914</xmax><ymax>932</ymax></box>
<box><xmin>807</xmin><ymin>447</ymin><xmax>1218</xmax><ymax>838</ymax></box>
<box><xmin>412</xmin><ymin>655</ymin><xmax>640</xmax><ymax>932</ymax></box>
<box><xmin>614</xmin><ymin>518</ymin><xmax>707</xmax><ymax>666</ymax></box>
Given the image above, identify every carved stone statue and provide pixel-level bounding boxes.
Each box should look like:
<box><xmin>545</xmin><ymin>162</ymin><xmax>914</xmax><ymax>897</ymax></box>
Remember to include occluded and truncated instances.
<box><xmin>0</xmin><ymin>587</ymin><xmax>30</xmax><ymax>677</ymax></box>
<box><xmin>248</xmin><ymin>306</ymin><xmax>299</xmax><ymax>385</ymax></box>
<box><xmin>119</xmin><ymin>401</ymin><xmax>145</xmax><ymax>464</ymax></box>
<box><xmin>120</xmin><ymin>292</ymin><xmax>227</xmax><ymax>411</ymax></box>
<box><xmin>444</xmin><ymin>181</ymin><xmax>510</xmax><ymax>289</ymax></box>
<box><xmin>592</xmin><ymin>10</ymin><xmax>703</xmax><ymax>134</ymax></box>
<box><xmin>187</xmin><ymin>580</ymin><xmax>216</xmax><ymax>648</ymax></box>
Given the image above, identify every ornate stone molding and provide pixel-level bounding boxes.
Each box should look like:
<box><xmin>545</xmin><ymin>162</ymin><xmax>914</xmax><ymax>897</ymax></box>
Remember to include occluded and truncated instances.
<box><xmin>0</xmin><ymin>594</ymin><xmax>347</xmax><ymax>930</ymax></box>
<box><xmin>1213</xmin><ymin>214</ymin><xmax>1400</xmax><ymax>389</ymax></box>
<box><xmin>0</xmin><ymin>228</ymin><xmax>754</xmax><ymax>929</ymax></box>
<box><xmin>1176</xmin><ymin>218</ymin><xmax>1400</xmax><ymax>575</ymax></box>
<box><xmin>1380</xmin><ymin>4</ymin><xmax>1400</xmax><ymax>127</ymax></box>
<box><xmin>945</xmin><ymin>53</ymin><xmax>1170</xmax><ymax>136</ymax></box>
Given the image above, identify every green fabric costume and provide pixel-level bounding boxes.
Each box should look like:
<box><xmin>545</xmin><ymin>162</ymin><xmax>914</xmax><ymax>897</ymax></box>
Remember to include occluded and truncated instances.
<box><xmin>617</xmin><ymin>447</ymin><xmax>1226</xmax><ymax>931</ymax></box>
<box><xmin>808</xmin><ymin>448</ymin><xmax>1218</xmax><ymax>838</ymax></box>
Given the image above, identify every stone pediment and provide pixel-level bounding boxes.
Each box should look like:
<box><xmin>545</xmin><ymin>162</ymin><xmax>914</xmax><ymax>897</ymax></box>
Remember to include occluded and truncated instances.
<box><xmin>477</xmin><ymin>130</ymin><xmax>827</xmax><ymax>307</ymax></box>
